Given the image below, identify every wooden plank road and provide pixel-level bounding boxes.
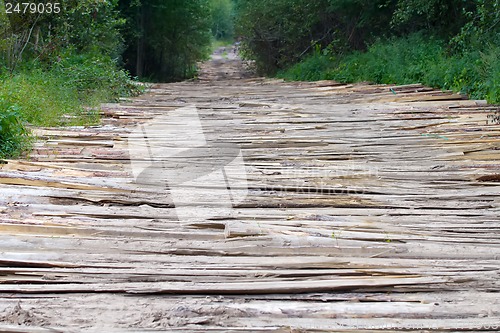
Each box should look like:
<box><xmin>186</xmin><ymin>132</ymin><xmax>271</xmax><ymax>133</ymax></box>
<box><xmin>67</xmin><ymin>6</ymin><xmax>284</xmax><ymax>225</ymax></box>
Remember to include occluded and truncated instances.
<box><xmin>0</xmin><ymin>52</ymin><xmax>499</xmax><ymax>331</ymax></box>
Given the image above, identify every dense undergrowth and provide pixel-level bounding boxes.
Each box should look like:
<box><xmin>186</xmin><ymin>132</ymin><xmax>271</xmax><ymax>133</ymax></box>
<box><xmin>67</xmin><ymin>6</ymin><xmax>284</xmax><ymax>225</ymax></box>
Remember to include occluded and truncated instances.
<box><xmin>278</xmin><ymin>34</ymin><xmax>500</xmax><ymax>104</ymax></box>
<box><xmin>0</xmin><ymin>53</ymin><xmax>142</xmax><ymax>159</ymax></box>
<box><xmin>0</xmin><ymin>102</ymin><xmax>30</xmax><ymax>159</ymax></box>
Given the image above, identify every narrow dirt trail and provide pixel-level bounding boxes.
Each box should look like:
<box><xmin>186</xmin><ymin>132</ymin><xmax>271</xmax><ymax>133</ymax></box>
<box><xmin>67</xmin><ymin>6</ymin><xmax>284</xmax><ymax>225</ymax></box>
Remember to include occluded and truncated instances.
<box><xmin>0</xmin><ymin>48</ymin><xmax>499</xmax><ymax>332</ymax></box>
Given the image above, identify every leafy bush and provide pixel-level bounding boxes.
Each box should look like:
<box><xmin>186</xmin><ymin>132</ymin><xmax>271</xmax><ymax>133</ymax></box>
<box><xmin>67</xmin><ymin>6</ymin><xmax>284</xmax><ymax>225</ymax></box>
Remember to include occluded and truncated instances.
<box><xmin>0</xmin><ymin>103</ymin><xmax>30</xmax><ymax>159</ymax></box>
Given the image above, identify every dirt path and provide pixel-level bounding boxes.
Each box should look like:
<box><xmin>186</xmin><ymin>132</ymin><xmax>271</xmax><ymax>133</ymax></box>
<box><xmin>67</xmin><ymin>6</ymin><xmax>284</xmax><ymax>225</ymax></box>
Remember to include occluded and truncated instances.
<box><xmin>0</xmin><ymin>49</ymin><xmax>499</xmax><ymax>332</ymax></box>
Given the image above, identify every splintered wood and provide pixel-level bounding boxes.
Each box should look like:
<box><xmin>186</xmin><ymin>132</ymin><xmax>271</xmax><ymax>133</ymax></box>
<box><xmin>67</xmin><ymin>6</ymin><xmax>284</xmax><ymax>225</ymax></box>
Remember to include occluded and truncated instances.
<box><xmin>0</xmin><ymin>56</ymin><xmax>499</xmax><ymax>331</ymax></box>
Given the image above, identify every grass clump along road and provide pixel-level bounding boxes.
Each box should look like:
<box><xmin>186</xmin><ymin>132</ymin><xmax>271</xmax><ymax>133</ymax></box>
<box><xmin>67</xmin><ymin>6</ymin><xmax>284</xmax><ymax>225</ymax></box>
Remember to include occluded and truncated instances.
<box><xmin>0</xmin><ymin>53</ymin><xmax>141</xmax><ymax>159</ymax></box>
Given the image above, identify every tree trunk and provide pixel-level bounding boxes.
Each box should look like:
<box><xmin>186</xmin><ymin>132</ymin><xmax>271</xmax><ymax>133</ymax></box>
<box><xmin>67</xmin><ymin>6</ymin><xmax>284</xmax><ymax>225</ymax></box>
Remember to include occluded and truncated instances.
<box><xmin>136</xmin><ymin>2</ymin><xmax>145</xmax><ymax>78</ymax></box>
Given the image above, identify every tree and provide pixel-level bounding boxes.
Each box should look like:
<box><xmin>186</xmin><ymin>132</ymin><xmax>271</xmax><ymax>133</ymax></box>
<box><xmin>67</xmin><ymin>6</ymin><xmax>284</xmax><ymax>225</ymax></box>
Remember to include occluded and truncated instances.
<box><xmin>0</xmin><ymin>0</ymin><xmax>124</xmax><ymax>72</ymax></box>
<box><xmin>210</xmin><ymin>0</ymin><xmax>234</xmax><ymax>40</ymax></box>
<box><xmin>451</xmin><ymin>0</ymin><xmax>500</xmax><ymax>50</ymax></box>
<box><xmin>120</xmin><ymin>0</ymin><xmax>212</xmax><ymax>81</ymax></box>
<box><xmin>391</xmin><ymin>0</ymin><xmax>473</xmax><ymax>37</ymax></box>
<box><xmin>235</xmin><ymin>0</ymin><xmax>394</xmax><ymax>74</ymax></box>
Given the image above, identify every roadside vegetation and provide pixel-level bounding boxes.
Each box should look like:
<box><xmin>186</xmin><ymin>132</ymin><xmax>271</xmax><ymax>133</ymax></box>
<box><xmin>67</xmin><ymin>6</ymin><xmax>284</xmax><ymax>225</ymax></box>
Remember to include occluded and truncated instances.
<box><xmin>5</xmin><ymin>0</ymin><xmax>496</xmax><ymax>160</ymax></box>
<box><xmin>281</xmin><ymin>35</ymin><xmax>500</xmax><ymax>103</ymax></box>
<box><xmin>235</xmin><ymin>0</ymin><xmax>500</xmax><ymax>104</ymax></box>
<box><xmin>1</xmin><ymin>0</ymin><xmax>233</xmax><ymax>159</ymax></box>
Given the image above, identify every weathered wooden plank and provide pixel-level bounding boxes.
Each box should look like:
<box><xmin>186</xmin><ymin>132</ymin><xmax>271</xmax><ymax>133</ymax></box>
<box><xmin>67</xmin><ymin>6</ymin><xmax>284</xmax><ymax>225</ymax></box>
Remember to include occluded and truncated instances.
<box><xmin>0</xmin><ymin>48</ymin><xmax>499</xmax><ymax>332</ymax></box>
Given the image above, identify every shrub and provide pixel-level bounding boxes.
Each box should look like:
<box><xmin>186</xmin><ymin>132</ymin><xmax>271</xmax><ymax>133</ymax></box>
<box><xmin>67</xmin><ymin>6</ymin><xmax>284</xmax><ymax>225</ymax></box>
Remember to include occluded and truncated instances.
<box><xmin>0</xmin><ymin>103</ymin><xmax>30</xmax><ymax>159</ymax></box>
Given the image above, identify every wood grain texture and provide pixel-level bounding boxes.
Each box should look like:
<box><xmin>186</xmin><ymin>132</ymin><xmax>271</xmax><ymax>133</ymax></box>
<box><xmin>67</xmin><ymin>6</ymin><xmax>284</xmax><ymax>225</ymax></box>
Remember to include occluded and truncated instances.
<box><xmin>0</xmin><ymin>48</ymin><xmax>499</xmax><ymax>331</ymax></box>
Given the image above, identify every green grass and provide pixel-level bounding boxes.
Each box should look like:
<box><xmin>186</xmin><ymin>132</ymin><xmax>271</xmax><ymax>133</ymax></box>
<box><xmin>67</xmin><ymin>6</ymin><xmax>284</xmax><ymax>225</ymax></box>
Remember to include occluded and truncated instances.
<box><xmin>211</xmin><ymin>38</ymin><xmax>235</xmax><ymax>52</ymax></box>
<box><xmin>0</xmin><ymin>52</ymin><xmax>143</xmax><ymax>159</ymax></box>
<box><xmin>279</xmin><ymin>33</ymin><xmax>500</xmax><ymax>104</ymax></box>
<box><xmin>1</xmin><ymin>71</ymin><xmax>96</xmax><ymax>127</ymax></box>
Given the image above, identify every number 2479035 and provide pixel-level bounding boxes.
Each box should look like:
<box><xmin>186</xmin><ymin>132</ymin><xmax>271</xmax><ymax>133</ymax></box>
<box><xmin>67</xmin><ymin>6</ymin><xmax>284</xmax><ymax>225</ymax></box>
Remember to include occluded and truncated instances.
<box><xmin>5</xmin><ymin>2</ymin><xmax>61</xmax><ymax>14</ymax></box>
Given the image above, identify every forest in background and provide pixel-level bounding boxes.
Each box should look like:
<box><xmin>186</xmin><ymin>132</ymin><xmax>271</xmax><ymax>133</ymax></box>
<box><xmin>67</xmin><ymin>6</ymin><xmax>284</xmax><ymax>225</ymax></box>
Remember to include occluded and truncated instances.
<box><xmin>1</xmin><ymin>0</ymin><xmax>499</xmax><ymax>159</ymax></box>
<box><xmin>234</xmin><ymin>0</ymin><xmax>499</xmax><ymax>105</ymax></box>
